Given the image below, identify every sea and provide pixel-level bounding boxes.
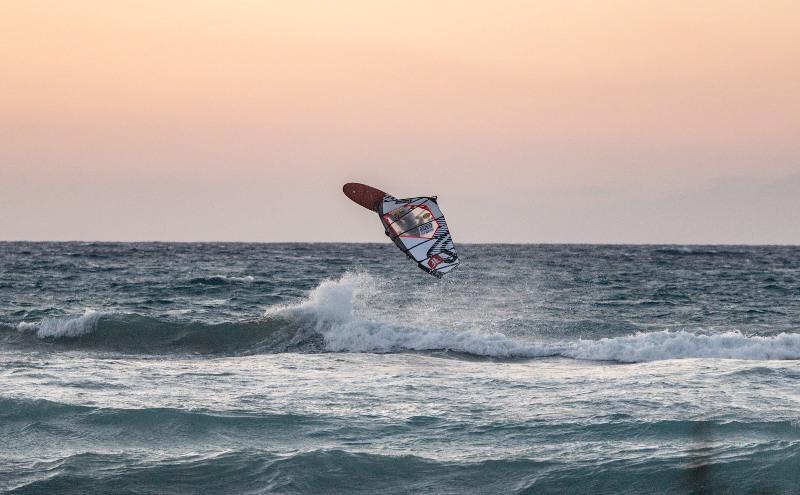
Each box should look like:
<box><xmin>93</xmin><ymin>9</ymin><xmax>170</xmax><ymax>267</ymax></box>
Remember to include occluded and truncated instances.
<box><xmin>1</xmin><ymin>242</ymin><xmax>799</xmax><ymax>494</ymax></box>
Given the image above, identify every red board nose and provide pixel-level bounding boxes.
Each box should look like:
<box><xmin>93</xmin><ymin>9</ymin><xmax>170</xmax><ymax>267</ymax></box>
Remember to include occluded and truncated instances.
<box><xmin>343</xmin><ymin>183</ymin><xmax>387</xmax><ymax>212</ymax></box>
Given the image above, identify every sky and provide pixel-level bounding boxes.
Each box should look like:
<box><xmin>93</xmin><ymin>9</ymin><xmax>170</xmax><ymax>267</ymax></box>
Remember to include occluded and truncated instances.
<box><xmin>1</xmin><ymin>1</ymin><xmax>798</xmax><ymax>243</ymax></box>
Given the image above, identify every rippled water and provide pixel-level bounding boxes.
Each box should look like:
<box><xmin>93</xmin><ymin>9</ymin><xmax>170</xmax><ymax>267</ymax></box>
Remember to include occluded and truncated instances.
<box><xmin>1</xmin><ymin>242</ymin><xmax>799</xmax><ymax>493</ymax></box>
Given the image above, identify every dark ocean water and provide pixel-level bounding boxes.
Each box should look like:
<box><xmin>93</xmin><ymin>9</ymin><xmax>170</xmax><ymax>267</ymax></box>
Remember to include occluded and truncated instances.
<box><xmin>1</xmin><ymin>242</ymin><xmax>799</xmax><ymax>494</ymax></box>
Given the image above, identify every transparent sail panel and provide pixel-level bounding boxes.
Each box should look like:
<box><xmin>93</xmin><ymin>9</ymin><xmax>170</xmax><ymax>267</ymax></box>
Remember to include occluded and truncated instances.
<box><xmin>383</xmin><ymin>205</ymin><xmax>438</xmax><ymax>239</ymax></box>
<box><xmin>379</xmin><ymin>195</ymin><xmax>459</xmax><ymax>277</ymax></box>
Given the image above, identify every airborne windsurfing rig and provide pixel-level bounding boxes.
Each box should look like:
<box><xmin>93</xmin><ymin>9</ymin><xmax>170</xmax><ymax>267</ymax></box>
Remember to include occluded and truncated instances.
<box><xmin>343</xmin><ymin>183</ymin><xmax>460</xmax><ymax>277</ymax></box>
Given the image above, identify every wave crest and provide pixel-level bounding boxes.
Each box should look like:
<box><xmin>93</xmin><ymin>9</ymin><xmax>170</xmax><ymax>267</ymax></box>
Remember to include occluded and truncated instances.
<box><xmin>8</xmin><ymin>312</ymin><xmax>316</xmax><ymax>355</ymax></box>
<box><xmin>4</xmin><ymin>273</ymin><xmax>799</xmax><ymax>362</ymax></box>
<box><xmin>18</xmin><ymin>309</ymin><xmax>101</xmax><ymax>339</ymax></box>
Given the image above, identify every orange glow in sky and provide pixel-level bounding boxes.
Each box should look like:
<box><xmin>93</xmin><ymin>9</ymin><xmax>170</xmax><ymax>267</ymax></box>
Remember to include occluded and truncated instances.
<box><xmin>2</xmin><ymin>1</ymin><xmax>799</xmax><ymax>242</ymax></box>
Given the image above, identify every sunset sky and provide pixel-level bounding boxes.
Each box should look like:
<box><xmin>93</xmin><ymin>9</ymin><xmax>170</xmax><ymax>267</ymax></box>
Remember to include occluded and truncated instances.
<box><xmin>2</xmin><ymin>1</ymin><xmax>798</xmax><ymax>243</ymax></box>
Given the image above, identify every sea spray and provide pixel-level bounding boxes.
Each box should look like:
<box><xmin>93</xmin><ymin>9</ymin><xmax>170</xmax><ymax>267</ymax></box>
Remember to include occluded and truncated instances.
<box><xmin>17</xmin><ymin>309</ymin><xmax>102</xmax><ymax>339</ymax></box>
<box><xmin>264</xmin><ymin>273</ymin><xmax>557</xmax><ymax>357</ymax></box>
<box><xmin>266</xmin><ymin>273</ymin><xmax>360</xmax><ymax>325</ymax></box>
<box><xmin>264</xmin><ymin>274</ymin><xmax>800</xmax><ymax>362</ymax></box>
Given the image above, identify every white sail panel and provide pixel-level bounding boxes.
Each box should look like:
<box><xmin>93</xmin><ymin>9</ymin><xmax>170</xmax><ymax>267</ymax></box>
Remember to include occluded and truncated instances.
<box><xmin>379</xmin><ymin>195</ymin><xmax>459</xmax><ymax>277</ymax></box>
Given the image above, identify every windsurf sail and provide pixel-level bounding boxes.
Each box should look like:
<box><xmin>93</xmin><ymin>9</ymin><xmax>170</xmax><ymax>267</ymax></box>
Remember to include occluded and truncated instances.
<box><xmin>378</xmin><ymin>194</ymin><xmax>459</xmax><ymax>277</ymax></box>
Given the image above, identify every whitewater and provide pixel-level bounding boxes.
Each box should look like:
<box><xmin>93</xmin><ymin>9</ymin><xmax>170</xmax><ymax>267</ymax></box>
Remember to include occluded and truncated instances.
<box><xmin>1</xmin><ymin>242</ymin><xmax>799</xmax><ymax>493</ymax></box>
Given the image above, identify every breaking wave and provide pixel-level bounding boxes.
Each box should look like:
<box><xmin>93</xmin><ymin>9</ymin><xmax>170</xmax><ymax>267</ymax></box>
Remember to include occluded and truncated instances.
<box><xmin>14</xmin><ymin>309</ymin><xmax>101</xmax><ymax>339</ymax></box>
<box><xmin>266</xmin><ymin>274</ymin><xmax>800</xmax><ymax>362</ymax></box>
<box><xmin>3</xmin><ymin>274</ymin><xmax>799</xmax><ymax>362</ymax></box>
<box><xmin>5</xmin><ymin>312</ymin><xmax>318</xmax><ymax>355</ymax></box>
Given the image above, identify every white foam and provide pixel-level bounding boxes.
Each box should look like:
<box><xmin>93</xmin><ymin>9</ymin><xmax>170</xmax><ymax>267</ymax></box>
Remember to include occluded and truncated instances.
<box><xmin>267</xmin><ymin>274</ymin><xmax>800</xmax><ymax>362</ymax></box>
<box><xmin>266</xmin><ymin>273</ymin><xmax>359</xmax><ymax>329</ymax></box>
<box><xmin>15</xmin><ymin>321</ymin><xmax>38</xmax><ymax>332</ymax></box>
<box><xmin>565</xmin><ymin>330</ymin><xmax>800</xmax><ymax>362</ymax></box>
<box><xmin>18</xmin><ymin>309</ymin><xmax>101</xmax><ymax>338</ymax></box>
<box><xmin>201</xmin><ymin>299</ymin><xmax>228</xmax><ymax>306</ymax></box>
<box><xmin>266</xmin><ymin>273</ymin><xmax>558</xmax><ymax>357</ymax></box>
<box><xmin>165</xmin><ymin>309</ymin><xmax>192</xmax><ymax>316</ymax></box>
<box><xmin>322</xmin><ymin>320</ymin><xmax>558</xmax><ymax>357</ymax></box>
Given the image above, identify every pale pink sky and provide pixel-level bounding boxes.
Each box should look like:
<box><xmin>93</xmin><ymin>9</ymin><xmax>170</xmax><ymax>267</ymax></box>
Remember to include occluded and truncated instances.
<box><xmin>1</xmin><ymin>1</ymin><xmax>798</xmax><ymax>242</ymax></box>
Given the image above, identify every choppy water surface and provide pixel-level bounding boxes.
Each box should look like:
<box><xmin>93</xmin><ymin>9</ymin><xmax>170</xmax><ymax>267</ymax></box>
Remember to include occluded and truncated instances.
<box><xmin>1</xmin><ymin>242</ymin><xmax>799</xmax><ymax>494</ymax></box>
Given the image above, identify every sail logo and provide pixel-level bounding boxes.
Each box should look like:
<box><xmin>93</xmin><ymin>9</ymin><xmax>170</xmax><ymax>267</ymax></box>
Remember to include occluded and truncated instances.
<box><xmin>428</xmin><ymin>255</ymin><xmax>444</xmax><ymax>269</ymax></box>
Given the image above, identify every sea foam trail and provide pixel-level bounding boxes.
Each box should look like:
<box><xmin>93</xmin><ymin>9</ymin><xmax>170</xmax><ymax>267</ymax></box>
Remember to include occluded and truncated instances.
<box><xmin>566</xmin><ymin>330</ymin><xmax>800</xmax><ymax>362</ymax></box>
<box><xmin>268</xmin><ymin>273</ymin><xmax>800</xmax><ymax>362</ymax></box>
<box><xmin>8</xmin><ymin>274</ymin><xmax>800</xmax><ymax>362</ymax></box>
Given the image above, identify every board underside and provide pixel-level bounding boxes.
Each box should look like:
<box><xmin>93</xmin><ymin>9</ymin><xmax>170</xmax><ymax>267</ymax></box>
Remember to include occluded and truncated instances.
<box><xmin>343</xmin><ymin>183</ymin><xmax>386</xmax><ymax>212</ymax></box>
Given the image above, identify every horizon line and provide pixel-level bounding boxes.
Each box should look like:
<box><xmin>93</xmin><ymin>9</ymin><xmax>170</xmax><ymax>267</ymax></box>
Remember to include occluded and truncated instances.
<box><xmin>1</xmin><ymin>240</ymin><xmax>799</xmax><ymax>247</ymax></box>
